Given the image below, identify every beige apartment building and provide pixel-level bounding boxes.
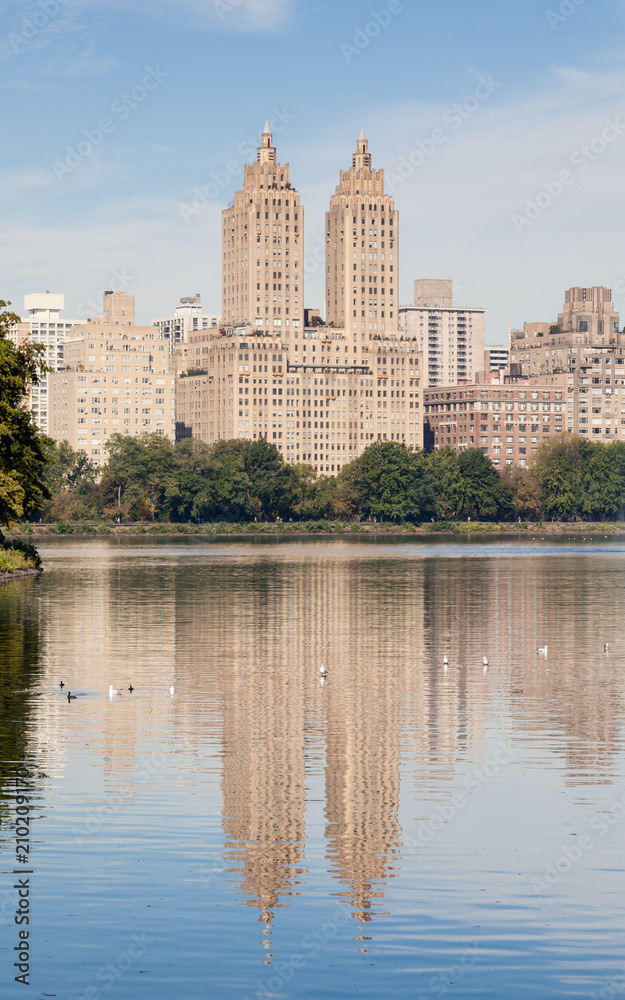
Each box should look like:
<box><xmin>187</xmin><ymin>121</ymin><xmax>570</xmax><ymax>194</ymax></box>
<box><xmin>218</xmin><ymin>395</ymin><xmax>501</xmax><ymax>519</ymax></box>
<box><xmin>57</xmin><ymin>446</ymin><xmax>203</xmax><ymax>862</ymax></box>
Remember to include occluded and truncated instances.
<box><xmin>399</xmin><ymin>279</ymin><xmax>485</xmax><ymax>387</ymax></box>
<box><xmin>175</xmin><ymin>328</ymin><xmax>424</xmax><ymax>473</ymax></box>
<box><xmin>221</xmin><ymin>123</ymin><xmax>304</xmax><ymax>340</ymax></box>
<box><xmin>325</xmin><ymin>129</ymin><xmax>399</xmax><ymax>339</ymax></box>
<box><xmin>9</xmin><ymin>293</ymin><xmax>80</xmax><ymax>436</ymax></box>
<box><xmin>175</xmin><ymin>124</ymin><xmax>422</xmax><ymax>473</ymax></box>
<box><xmin>48</xmin><ymin>291</ymin><xmax>176</xmax><ymax>465</ymax></box>
<box><xmin>510</xmin><ymin>286</ymin><xmax>624</xmax><ymax>378</ymax></box>
<box><xmin>151</xmin><ymin>295</ymin><xmax>219</xmax><ymax>348</ymax></box>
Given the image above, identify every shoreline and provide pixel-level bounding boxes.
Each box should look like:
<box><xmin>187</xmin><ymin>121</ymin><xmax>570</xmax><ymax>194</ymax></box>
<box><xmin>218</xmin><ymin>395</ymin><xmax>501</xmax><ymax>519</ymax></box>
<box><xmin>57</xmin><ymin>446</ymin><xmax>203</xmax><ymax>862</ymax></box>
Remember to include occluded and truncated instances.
<box><xmin>0</xmin><ymin>567</ymin><xmax>44</xmax><ymax>584</ymax></box>
<box><xmin>10</xmin><ymin>521</ymin><xmax>625</xmax><ymax>540</ymax></box>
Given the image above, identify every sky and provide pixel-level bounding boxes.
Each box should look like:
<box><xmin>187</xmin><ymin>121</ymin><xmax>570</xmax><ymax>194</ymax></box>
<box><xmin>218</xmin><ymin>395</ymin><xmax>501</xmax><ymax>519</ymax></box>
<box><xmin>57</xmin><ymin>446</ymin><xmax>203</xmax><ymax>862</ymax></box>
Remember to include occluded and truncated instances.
<box><xmin>1</xmin><ymin>0</ymin><xmax>625</xmax><ymax>341</ymax></box>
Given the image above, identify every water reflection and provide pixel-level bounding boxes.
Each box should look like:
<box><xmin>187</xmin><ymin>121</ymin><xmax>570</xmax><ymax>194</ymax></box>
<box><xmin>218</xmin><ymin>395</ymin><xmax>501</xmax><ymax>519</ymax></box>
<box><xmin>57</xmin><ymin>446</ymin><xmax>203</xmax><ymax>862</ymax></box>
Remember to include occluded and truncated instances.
<box><xmin>3</xmin><ymin>538</ymin><xmax>625</xmax><ymax>997</ymax></box>
<box><xmin>0</xmin><ymin>578</ymin><xmax>42</xmax><ymax>830</ymax></box>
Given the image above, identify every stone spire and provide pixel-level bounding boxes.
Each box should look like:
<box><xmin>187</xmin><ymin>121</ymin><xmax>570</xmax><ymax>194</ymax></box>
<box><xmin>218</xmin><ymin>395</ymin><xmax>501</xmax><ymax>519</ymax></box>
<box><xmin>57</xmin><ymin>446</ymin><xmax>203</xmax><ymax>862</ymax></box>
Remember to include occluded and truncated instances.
<box><xmin>258</xmin><ymin>122</ymin><xmax>276</xmax><ymax>164</ymax></box>
<box><xmin>353</xmin><ymin>127</ymin><xmax>372</xmax><ymax>170</ymax></box>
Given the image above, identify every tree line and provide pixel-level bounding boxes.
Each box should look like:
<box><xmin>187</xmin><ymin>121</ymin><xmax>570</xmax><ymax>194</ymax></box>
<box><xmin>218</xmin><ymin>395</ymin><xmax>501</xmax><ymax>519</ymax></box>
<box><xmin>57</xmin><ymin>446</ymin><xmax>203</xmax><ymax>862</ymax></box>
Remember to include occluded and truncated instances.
<box><xmin>4</xmin><ymin>298</ymin><xmax>625</xmax><ymax>531</ymax></box>
<box><xmin>37</xmin><ymin>433</ymin><xmax>625</xmax><ymax>525</ymax></box>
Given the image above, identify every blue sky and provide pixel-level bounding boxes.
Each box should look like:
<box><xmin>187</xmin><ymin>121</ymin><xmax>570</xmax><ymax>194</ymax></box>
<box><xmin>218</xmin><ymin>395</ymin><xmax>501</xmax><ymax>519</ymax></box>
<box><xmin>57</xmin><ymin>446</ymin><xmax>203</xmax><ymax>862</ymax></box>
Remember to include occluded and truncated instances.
<box><xmin>1</xmin><ymin>0</ymin><xmax>625</xmax><ymax>340</ymax></box>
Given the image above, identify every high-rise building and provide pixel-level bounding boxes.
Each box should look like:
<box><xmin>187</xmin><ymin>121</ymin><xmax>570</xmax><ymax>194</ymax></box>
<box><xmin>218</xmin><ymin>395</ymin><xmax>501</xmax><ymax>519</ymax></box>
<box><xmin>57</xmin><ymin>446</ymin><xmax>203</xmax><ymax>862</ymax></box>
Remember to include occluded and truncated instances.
<box><xmin>221</xmin><ymin>123</ymin><xmax>304</xmax><ymax>339</ymax></box>
<box><xmin>152</xmin><ymin>295</ymin><xmax>219</xmax><ymax>348</ymax></box>
<box><xmin>175</xmin><ymin>124</ymin><xmax>423</xmax><ymax>473</ymax></box>
<box><xmin>509</xmin><ymin>286</ymin><xmax>624</xmax><ymax>378</ymax></box>
<box><xmin>175</xmin><ymin>329</ymin><xmax>423</xmax><ymax>470</ymax></box>
<box><xmin>8</xmin><ymin>293</ymin><xmax>80</xmax><ymax>436</ymax></box>
<box><xmin>48</xmin><ymin>291</ymin><xmax>176</xmax><ymax>465</ymax></box>
<box><xmin>558</xmin><ymin>286</ymin><xmax>620</xmax><ymax>343</ymax></box>
<box><xmin>325</xmin><ymin>129</ymin><xmax>399</xmax><ymax>339</ymax></box>
<box><xmin>399</xmin><ymin>279</ymin><xmax>485</xmax><ymax>388</ymax></box>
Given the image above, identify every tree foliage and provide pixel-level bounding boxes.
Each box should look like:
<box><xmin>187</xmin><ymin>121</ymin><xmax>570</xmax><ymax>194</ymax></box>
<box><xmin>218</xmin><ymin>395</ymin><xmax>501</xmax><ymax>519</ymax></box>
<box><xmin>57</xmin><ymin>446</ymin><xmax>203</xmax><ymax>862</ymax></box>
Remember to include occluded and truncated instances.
<box><xmin>30</xmin><ymin>432</ymin><xmax>625</xmax><ymax>526</ymax></box>
<box><xmin>0</xmin><ymin>300</ymin><xmax>49</xmax><ymax>534</ymax></box>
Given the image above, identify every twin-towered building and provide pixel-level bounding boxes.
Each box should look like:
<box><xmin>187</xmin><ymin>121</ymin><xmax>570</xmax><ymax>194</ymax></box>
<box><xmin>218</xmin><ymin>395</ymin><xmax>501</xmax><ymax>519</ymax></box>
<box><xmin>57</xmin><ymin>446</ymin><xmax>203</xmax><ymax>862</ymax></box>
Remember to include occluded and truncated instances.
<box><xmin>175</xmin><ymin>125</ymin><xmax>426</xmax><ymax>472</ymax></box>
<box><xmin>325</xmin><ymin>127</ymin><xmax>399</xmax><ymax>339</ymax></box>
<box><xmin>34</xmin><ymin>123</ymin><xmax>623</xmax><ymax>474</ymax></box>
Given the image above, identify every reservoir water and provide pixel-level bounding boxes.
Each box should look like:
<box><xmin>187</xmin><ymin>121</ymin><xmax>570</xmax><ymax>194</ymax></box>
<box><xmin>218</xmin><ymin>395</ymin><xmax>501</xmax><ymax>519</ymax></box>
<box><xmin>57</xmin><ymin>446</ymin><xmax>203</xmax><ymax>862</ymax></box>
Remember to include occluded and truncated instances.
<box><xmin>1</xmin><ymin>536</ymin><xmax>625</xmax><ymax>999</ymax></box>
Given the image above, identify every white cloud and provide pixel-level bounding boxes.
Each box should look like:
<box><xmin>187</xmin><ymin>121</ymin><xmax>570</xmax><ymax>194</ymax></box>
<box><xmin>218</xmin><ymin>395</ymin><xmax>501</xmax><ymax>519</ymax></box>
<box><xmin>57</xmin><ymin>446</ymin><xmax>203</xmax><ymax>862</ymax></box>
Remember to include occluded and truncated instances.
<box><xmin>95</xmin><ymin>0</ymin><xmax>294</xmax><ymax>32</ymax></box>
<box><xmin>3</xmin><ymin>61</ymin><xmax>625</xmax><ymax>343</ymax></box>
<box><xmin>60</xmin><ymin>50</ymin><xmax>118</xmax><ymax>77</ymax></box>
<box><xmin>286</xmin><ymin>62</ymin><xmax>625</xmax><ymax>340</ymax></box>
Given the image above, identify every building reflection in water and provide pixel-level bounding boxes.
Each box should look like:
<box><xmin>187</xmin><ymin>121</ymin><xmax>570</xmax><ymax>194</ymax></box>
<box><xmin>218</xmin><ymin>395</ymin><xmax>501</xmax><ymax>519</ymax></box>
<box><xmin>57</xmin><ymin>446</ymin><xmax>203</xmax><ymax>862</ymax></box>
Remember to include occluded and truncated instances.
<box><xmin>0</xmin><ymin>578</ymin><xmax>42</xmax><ymax>834</ymax></box>
<box><xmin>11</xmin><ymin>540</ymin><xmax>625</xmax><ymax>962</ymax></box>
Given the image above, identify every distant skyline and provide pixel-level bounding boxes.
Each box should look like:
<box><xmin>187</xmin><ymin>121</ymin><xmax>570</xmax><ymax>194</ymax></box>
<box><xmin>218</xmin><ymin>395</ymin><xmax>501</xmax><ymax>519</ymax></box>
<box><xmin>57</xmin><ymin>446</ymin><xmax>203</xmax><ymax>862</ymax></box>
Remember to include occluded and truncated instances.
<box><xmin>1</xmin><ymin>0</ymin><xmax>625</xmax><ymax>340</ymax></box>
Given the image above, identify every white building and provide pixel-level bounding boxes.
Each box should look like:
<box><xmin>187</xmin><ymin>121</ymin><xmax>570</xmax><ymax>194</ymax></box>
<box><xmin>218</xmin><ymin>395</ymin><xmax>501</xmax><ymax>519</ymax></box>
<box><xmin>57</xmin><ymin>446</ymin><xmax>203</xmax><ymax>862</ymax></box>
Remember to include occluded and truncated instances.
<box><xmin>399</xmin><ymin>279</ymin><xmax>485</xmax><ymax>388</ymax></box>
<box><xmin>9</xmin><ymin>293</ymin><xmax>80</xmax><ymax>436</ymax></box>
<box><xmin>152</xmin><ymin>295</ymin><xmax>220</xmax><ymax>347</ymax></box>
<box><xmin>484</xmin><ymin>346</ymin><xmax>510</xmax><ymax>371</ymax></box>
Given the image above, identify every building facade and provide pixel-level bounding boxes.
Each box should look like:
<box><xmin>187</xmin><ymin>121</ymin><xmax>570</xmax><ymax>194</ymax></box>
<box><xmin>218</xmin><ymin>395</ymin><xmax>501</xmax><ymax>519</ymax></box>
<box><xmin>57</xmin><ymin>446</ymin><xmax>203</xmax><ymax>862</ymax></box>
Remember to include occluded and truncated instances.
<box><xmin>399</xmin><ymin>280</ymin><xmax>485</xmax><ymax>388</ymax></box>
<box><xmin>510</xmin><ymin>287</ymin><xmax>624</xmax><ymax>378</ymax></box>
<box><xmin>558</xmin><ymin>286</ymin><xmax>620</xmax><ymax>343</ymax></box>
<box><xmin>221</xmin><ymin>123</ymin><xmax>304</xmax><ymax>340</ymax></box>
<box><xmin>424</xmin><ymin>382</ymin><xmax>568</xmax><ymax>467</ymax></box>
<box><xmin>325</xmin><ymin>129</ymin><xmax>399</xmax><ymax>340</ymax></box>
<box><xmin>152</xmin><ymin>295</ymin><xmax>219</xmax><ymax>348</ymax></box>
<box><xmin>175</xmin><ymin>329</ymin><xmax>424</xmax><ymax>473</ymax></box>
<box><xmin>484</xmin><ymin>346</ymin><xmax>509</xmax><ymax>372</ymax></box>
<box><xmin>9</xmin><ymin>293</ymin><xmax>80</xmax><ymax>436</ymax></box>
<box><xmin>48</xmin><ymin>291</ymin><xmax>176</xmax><ymax>465</ymax></box>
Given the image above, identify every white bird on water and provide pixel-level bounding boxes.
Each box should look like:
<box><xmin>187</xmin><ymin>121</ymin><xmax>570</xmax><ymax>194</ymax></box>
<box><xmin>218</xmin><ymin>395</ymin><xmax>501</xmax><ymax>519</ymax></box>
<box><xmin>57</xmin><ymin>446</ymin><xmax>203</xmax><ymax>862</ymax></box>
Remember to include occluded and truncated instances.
<box><xmin>109</xmin><ymin>685</ymin><xmax>119</xmax><ymax>697</ymax></box>
<box><xmin>443</xmin><ymin>655</ymin><xmax>449</xmax><ymax>666</ymax></box>
<box><xmin>604</xmin><ymin>643</ymin><xmax>610</xmax><ymax>653</ymax></box>
<box><xmin>537</xmin><ymin>645</ymin><xmax>548</xmax><ymax>656</ymax></box>
<box><xmin>320</xmin><ymin>664</ymin><xmax>327</xmax><ymax>677</ymax></box>
<box><xmin>170</xmin><ymin>684</ymin><xmax>175</xmax><ymax>695</ymax></box>
<box><xmin>483</xmin><ymin>657</ymin><xmax>489</xmax><ymax>667</ymax></box>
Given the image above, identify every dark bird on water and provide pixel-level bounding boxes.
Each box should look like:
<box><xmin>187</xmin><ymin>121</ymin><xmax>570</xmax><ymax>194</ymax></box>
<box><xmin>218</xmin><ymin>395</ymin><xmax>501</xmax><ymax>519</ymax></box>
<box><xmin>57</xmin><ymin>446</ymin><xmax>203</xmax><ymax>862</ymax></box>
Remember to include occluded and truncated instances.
<box><xmin>60</xmin><ymin>681</ymin><xmax>65</xmax><ymax>689</ymax></box>
<box><xmin>128</xmin><ymin>685</ymin><xmax>134</xmax><ymax>693</ymax></box>
<box><xmin>67</xmin><ymin>692</ymin><xmax>77</xmax><ymax>701</ymax></box>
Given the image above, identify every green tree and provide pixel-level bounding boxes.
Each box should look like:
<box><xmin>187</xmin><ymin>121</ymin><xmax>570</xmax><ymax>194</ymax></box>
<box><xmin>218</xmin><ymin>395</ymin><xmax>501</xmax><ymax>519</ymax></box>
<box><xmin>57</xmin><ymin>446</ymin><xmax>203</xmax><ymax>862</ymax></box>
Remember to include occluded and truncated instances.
<box><xmin>98</xmin><ymin>433</ymin><xmax>177</xmax><ymax>521</ymax></box>
<box><xmin>456</xmin><ymin>448</ymin><xmax>512</xmax><ymax>520</ymax></box>
<box><xmin>164</xmin><ymin>439</ymin><xmax>221</xmax><ymax>522</ymax></box>
<box><xmin>0</xmin><ymin>300</ymin><xmax>50</xmax><ymax>537</ymax></box>
<box><xmin>425</xmin><ymin>447</ymin><xmax>464</xmax><ymax>519</ymax></box>
<box><xmin>579</xmin><ymin>441</ymin><xmax>625</xmax><ymax>520</ymax></box>
<box><xmin>338</xmin><ymin>442</ymin><xmax>435</xmax><ymax>522</ymax></box>
<box><xmin>41</xmin><ymin>439</ymin><xmax>97</xmax><ymax>498</ymax></box>
<box><xmin>500</xmin><ymin>466</ymin><xmax>543</xmax><ymax>521</ymax></box>
<box><xmin>216</xmin><ymin>438</ymin><xmax>299</xmax><ymax>520</ymax></box>
<box><xmin>531</xmin><ymin>436</ymin><xmax>594</xmax><ymax>521</ymax></box>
